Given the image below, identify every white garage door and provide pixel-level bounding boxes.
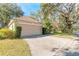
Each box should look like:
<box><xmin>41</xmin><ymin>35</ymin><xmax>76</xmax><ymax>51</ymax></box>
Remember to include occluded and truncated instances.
<box><xmin>20</xmin><ymin>24</ymin><xmax>42</xmax><ymax>37</ymax></box>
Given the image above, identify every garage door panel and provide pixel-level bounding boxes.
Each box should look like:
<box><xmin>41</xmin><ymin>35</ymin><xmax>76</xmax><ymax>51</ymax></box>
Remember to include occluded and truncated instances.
<box><xmin>21</xmin><ymin>24</ymin><xmax>42</xmax><ymax>37</ymax></box>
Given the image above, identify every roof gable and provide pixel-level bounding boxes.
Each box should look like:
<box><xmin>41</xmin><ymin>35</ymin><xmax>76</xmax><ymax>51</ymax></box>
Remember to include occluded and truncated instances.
<box><xmin>16</xmin><ymin>16</ymin><xmax>41</xmax><ymax>24</ymax></box>
<box><xmin>8</xmin><ymin>16</ymin><xmax>42</xmax><ymax>27</ymax></box>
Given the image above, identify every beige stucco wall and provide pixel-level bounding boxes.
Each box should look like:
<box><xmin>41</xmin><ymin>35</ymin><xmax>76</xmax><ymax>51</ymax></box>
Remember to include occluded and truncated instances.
<box><xmin>8</xmin><ymin>18</ymin><xmax>42</xmax><ymax>37</ymax></box>
<box><xmin>19</xmin><ymin>23</ymin><xmax>42</xmax><ymax>37</ymax></box>
<box><xmin>8</xmin><ymin>21</ymin><xmax>16</xmax><ymax>31</ymax></box>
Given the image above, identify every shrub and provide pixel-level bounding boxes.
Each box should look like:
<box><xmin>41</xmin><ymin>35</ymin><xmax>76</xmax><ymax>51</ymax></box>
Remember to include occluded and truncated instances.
<box><xmin>43</xmin><ymin>19</ymin><xmax>53</xmax><ymax>34</ymax></box>
<box><xmin>42</xmin><ymin>27</ymin><xmax>46</xmax><ymax>35</ymax></box>
<box><xmin>15</xmin><ymin>26</ymin><xmax>22</xmax><ymax>38</ymax></box>
<box><xmin>0</xmin><ymin>28</ymin><xmax>15</xmax><ymax>39</ymax></box>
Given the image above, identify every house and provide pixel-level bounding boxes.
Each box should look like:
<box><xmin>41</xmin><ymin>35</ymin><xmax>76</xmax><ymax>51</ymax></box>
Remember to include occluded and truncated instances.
<box><xmin>8</xmin><ymin>16</ymin><xmax>42</xmax><ymax>37</ymax></box>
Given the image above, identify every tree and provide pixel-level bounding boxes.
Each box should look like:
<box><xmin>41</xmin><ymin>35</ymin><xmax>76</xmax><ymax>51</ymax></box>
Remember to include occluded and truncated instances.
<box><xmin>31</xmin><ymin>3</ymin><xmax>60</xmax><ymax>34</ymax></box>
<box><xmin>0</xmin><ymin>3</ymin><xmax>24</xmax><ymax>27</ymax></box>
<box><xmin>31</xmin><ymin>3</ymin><xmax>79</xmax><ymax>34</ymax></box>
<box><xmin>30</xmin><ymin>10</ymin><xmax>43</xmax><ymax>22</ymax></box>
<box><xmin>32</xmin><ymin>4</ymin><xmax>60</xmax><ymax>34</ymax></box>
<box><xmin>58</xmin><ymin>3</ymin><xmax>77</xmax><ymax>33</ymax></box>
<box><xmin>41</xmin><ymin>3</ymin><xmax>79</xmax><ymax>34</ymax></box>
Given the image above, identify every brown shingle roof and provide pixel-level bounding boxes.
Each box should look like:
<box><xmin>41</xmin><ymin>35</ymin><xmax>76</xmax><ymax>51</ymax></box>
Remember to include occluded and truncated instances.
<box><xmin>8</xmin><ymin>16</ymin><xmax>42</xmax><ymax>27</ymax></box>
<box><xmin>16</xmin><ymin>16</ymin><xmax>41</xmax><ymax>24</ymax></box>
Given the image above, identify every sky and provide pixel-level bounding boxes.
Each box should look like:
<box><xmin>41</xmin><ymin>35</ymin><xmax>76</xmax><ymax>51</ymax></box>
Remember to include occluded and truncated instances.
<box><xmin>18</xmin><ymin>3</ymin><xmax>40</xmax><ymax>16</ymax></box>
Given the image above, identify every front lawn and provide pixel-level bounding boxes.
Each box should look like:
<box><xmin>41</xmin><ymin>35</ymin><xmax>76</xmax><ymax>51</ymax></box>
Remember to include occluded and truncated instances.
<box><xmin>0</xmin><ymin>39</ymin><xmax>31</xmax><ymax>56</ymax></box>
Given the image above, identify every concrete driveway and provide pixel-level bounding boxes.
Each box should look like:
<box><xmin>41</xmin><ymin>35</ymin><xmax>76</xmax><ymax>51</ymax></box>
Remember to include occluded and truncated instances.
<box><xmin>24</xmin><ymin>35</ymin><xmax>79</xmax><ymax>56</ymax></box>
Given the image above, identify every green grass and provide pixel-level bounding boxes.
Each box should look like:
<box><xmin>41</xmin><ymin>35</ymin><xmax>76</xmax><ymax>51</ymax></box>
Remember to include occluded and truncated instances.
<box><xmin>0</xmin><ymin>39</ymin><xmax>31</xmax><ymax>56</ymax></box>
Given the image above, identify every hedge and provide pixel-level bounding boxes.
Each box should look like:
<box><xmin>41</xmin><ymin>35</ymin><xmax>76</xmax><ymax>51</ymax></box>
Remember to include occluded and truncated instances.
<box><xmin>15</xmin><ymin>26</ymin><xmax>22</xmax><ymax>38</ymax></box>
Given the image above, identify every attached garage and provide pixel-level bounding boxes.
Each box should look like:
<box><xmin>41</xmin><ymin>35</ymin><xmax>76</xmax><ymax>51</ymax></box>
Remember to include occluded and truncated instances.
<box><xmin>20</xmin><ymin>24</ymin><xmax>42</xmax><ymax>37</ymax></box>
<box><xmin>8</xmin><ymin>16</ymin><xmax>42</xmax><ymax>37</ymax></box>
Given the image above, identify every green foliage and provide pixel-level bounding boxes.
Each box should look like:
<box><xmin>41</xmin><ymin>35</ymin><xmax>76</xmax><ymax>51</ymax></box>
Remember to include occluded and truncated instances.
<box><xmin>43</xmin><ymin>18</ymin><xmax>53</xmax><ymax>34</ymax></box>
<box><xmin>41</xmin><ymin>3</ymin><xmax>78</xmax><ymax>34</ymax></box>
<box><xmin>0</xmin><ymin>28</ymin><xmax>15</xmax><ymax>39</ymax></box>
<box><xmin>15</xmin><ymin>26</ymin><xmax>22</xmax><ymax>38</ymax></box>
<box><xmin>0</xmin><ymin>3</ymin><xmax>24</xmax><ymax>27</ymax></box>
<box><xmin>31</xmin><ymin>3</ymin><xmax>79</xmax><ymax>34</ymax></box>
